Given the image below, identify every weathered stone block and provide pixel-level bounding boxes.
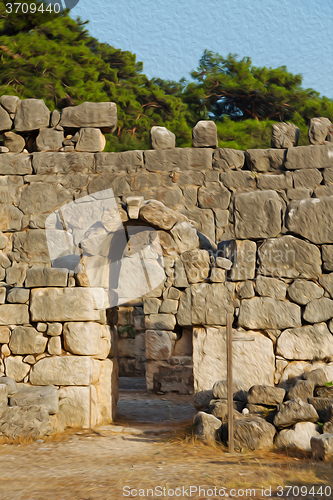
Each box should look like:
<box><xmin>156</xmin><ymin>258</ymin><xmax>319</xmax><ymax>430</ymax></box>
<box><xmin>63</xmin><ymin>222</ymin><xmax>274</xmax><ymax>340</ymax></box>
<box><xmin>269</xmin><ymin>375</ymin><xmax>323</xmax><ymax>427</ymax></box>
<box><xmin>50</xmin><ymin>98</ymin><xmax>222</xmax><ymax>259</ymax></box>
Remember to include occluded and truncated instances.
<box><xmin>30</xmin><ymin>288</ymin><xmax>103</xmax><ymax>322</ymax></box>
<box><xmin>9</xmin><ymin>326</ymin><xmax>47</xmax><ymax>355</ymax></box>
<box><xmin>288</xmin><ymin>279</ymin><xmax>324</xmax><ymax>305</ymax></box>
<box><xmin>150</xmin><ymin>126</ymin><xmax>175</xmax><ymax>149</ymax></box>
<box><xmin>212</xmin><ymin>378</ymin><xmax>247</xmax><ymax>401</ymax></box>
<box><xmin>308</xmin><ymin>117</ymin><xmax>332</xmax><ymax>145</ymax></box>
<box><xmin>277</xmin><ymin>323</ymin><xmax>333</xmax><ymax>361</ymax></box>
<box><xmin>286</xmin><ymin>196</ymin><xmax>333</xmax><ymax>244</ymax></box>
<box><xmin>0</xmin><ymin>304</ymin><xmax>29</xmax><ymax>325</ymax></box>
<box><xmin>0</xmin><ymin>405</ymin><xmax>52</xmax><ymax>440</ymax></box>
<box><xmin>35</xmin><ymin>128</ymin><xmax>64</xmax><ymax>152</ymax></box>
<box><xmin>257</xmin><ymin>172</ymin><xmax>292</xmax><ymax>190</ymax></box>
<box><xmin>276</xmin><ymin>422</ymin><xmax>320</xmax><ymax>452</ymax></box>
<box><xmin>271</xmin><ymin>122</ymin><xmax>299</xmax><ymax>148</ymax></box>
<box><xmin>245</xmin><ymin>148</ymin><xmax>286</xmax><ymax>172</ymax></box>
<box><xmin>145</xmin><ymin>330</ymin><xmax>173</xmax><ymax>360</ymax></box>
<box><xmin>285</xmin><ymin>144</ymin><xmax>333</xmax><ymax>170</ymax></box>
<box><xmin>234</xmin><ymin>417</ymin><xmax>276</xmax><ymax>451</ymax></box>
<box><xmin>239</xmin><ymin>297</ymin><xmax>301</xmax><ymax>330</ymax></box>
<box><xmin>213</xmin><ymin>148</ymin><xmax>245</xmax><ymax>171</ymax></box>
<box><xmin>194</xmin><ymin>411</ymin><xmax>221</xmax><ymax>444</ymax></box>
<box><xmin>32</xmin><ymin>152</ymin><xmax>94</xmax><ymax>174</ymax></box>
<box><xmin>25</xmin><ymin>266</ymin><xmax>68</xmax><ymax>287</ymax></box>
<box><xmin>0</xmin><ymin>153</ymin><xmax>32</xmax><ymax>175</ymax></box>
<box><xmin>322</xmin><ymin>245</ymin><xmax>333</xmax><ymax>272</ymax></box>
<box><xmin>170</xmin><ymin>222</ymin><xmax>199</xmax><ymax>253</ymax></box>
<box><xmin>286</xmin><ymin>380</ymin><xmax>315</xmax><ymax>402</ymax></box>
<box><xmin>0</xmin><ymin>204</ymin><xmax>22</xmax><ymax>231</ymax></box>
<box><xmin>223</xmin><ymin>239</ymin><xmax>256</xmax><ymax>281</ymax></box>
<box><xmin>303</xmin><ymin>298</ymin><xmax>333</xmax><ymax>323</ymax></box>
<box><xmin>7</xmin><ymin>288</ymin><xmax>30</xmax><ymax>304</ymax></box>
<box><xmin>220</xmin><ymin>170</ymin><xmax>256</xmax><ymax>190</ymax></box>
<box><xmin>193</xmin><ymin>327</ymin><xmax>275</xmax><ymax>392</ymax></box>
<box><xmin>234</xmin><ymin>190</ymin><xmax>283</xmax><ymax>239</ymax></box>
<box><xmin>63</xmin><ymin>322</ymin><xmax>110</xmax><ymax>359</ymax></box>
<box><xmin>293</xmin><ymin>168</ymin><xmax>322</xmax><ymax>188</ymax></box>
<box><xmin>274</xmin><ymin>398</ymin><xmax>319</xmax><ymax>428</ymax></box>
<box><xmin>9</xmin><ymin>385</ymin><xmax>58</xmax><ymax>414</ymax></box>
<box><xmin>311</xmin><ymin>434</ymin><xmax>333</xmax><ymax>461</ymax></box>
<box><xmin>181</xmin><ymin>249</ymin><xmax>210</xmax><ymax>284</ymax></box>
<box><xmin>319</xmin><ymin>273</ymin><xmax>333</xmax><ymax>298</ymax></box>
<box><xmin>75</xmin><ymin>128</ymin><xmax>106</xmax><ymax>152</ymax></box>
<box><xmin>58</xmin><ymin>385</ymin><xmax>98</xmax><ymax>429</ymax></box>
<box><xmin>236</xmin><ymin>281</ymin><xmax>255</xmax><ymax>299</ymax></box>
<box><xmin>30</xmin><ymin>356</ymin><xmax>100</xmax><ymax>386</ymax></box>
<box><xmin>4</xmin><ymin>132</ymin><xmax>25</xmax><ymax>153</ymax></box>
<box><xmin>143</xmin><ymin>298</ymin><xmax>161</xmax><ymax>315</ymax></box>
<box><xmin>258</xmin><ymin>235</ymin><xmax>322</xmax><ymax>278</ymax></box>
<box><xmin>144</xmin><ymin>148</ymin><xmax>212</xmax><ymax>172</ymax></box>
<box><xmin>145</xmin><ymin>314</ymin><xmax>176</xmax><ymax>331</ymax></box>
<box><xmin>4</xmin><ymin>356</ymin><xmax>30</xmax><ymax>382</ymax></box>
<box><xmin>60</xmin><ymin>102</ymin><xmax>117</xmax><ymax>131</ymax></box>
<box><xmin>0</xmin><ymin>95</ymin><xmax>20</xmax><ymax>114</ymax></box>
<box><xmin>95</xmin><ymin>150</ymin><xmax>143</xmax><ymax>173</ymax></box>
<box><xmin>48</xmin><ymin>336</ymin><xmax>62</xmax><ymax>355</ymax></box>
<box><xmin>192</xmin><ymin>121</ymin><xmax>217</xmax><ymax>148</ymax></box>
<box><xmin>0</xmin><ymin>326</ymin><xmax>10</xmax><ymax>343</ymax></box>
<box><xmin>198</xmin><ymin>183</ymin><xmax>230</xmax><ymax>209</ymax></box>
<box><xmin>139</xmin><ymin>200</ymin><xmax>182</xmax><ymax>230</ymax></box>
<box><xmin>255</xmin><ymin>276</ymin><xmax>287</xmax><ymax>300</ymax></box>
<box><xmin>159</xmin><ymin>298</ymin><xmax>178</xmax><ymax>313</ymax></box>
<box><xmin>14</xmin><ymin>99</ymin><xmax>50</xmax><ymax>131</ymax></box>
<box><xmin>288</xmin><ymin>187</ymin><xmax>313</xmax><ymax>200</ymax></box>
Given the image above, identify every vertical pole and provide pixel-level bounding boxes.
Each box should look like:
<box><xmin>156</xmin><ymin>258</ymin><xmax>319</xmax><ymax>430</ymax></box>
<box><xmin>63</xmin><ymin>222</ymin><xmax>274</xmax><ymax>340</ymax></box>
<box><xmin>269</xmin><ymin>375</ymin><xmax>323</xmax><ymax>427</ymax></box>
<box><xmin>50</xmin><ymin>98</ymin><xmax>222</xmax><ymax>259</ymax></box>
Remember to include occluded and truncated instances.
<box><xmin>227</xmin><ymin>312</ymin><xmax>234</xmax><ymax>453</ymax></box>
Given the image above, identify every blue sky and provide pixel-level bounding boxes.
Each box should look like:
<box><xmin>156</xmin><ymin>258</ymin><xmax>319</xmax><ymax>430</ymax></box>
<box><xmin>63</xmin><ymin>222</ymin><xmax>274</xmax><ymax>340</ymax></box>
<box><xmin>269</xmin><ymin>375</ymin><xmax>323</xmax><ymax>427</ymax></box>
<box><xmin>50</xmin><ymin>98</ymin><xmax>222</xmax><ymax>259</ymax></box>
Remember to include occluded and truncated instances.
<box><xmin>70</xmin><ymin>0</ymin><xmax>333</xmax><ymax>98</ymax></box>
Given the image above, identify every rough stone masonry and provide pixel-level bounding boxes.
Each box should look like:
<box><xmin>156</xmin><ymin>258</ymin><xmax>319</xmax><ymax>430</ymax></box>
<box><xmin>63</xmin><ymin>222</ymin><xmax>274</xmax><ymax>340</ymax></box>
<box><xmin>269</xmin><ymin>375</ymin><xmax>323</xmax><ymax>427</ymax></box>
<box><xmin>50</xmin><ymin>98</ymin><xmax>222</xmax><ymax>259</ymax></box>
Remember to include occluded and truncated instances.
<box><xmin>1</xmin><ymin>97</ymin><xmax>333</xmax><ymax>442</ymax></box>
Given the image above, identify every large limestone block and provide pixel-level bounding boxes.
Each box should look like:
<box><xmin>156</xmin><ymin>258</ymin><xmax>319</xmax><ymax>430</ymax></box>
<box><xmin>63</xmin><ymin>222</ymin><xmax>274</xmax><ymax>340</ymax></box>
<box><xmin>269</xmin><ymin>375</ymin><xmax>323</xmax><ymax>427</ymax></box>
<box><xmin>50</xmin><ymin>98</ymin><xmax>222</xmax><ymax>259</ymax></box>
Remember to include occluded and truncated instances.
<box><xmin>0</xmin><ymin>153</ymin><xmax>32</xmax><ymax>175</ymax></box>
<box><xmin>285</xmin><ymin>144</ymin><xmax>333</xmax><ymax>170</ymax></box>
<box><xmin>144</xmin><ymin>148</ymin><xmax>212</xmax><ymax>172</ymax></box>
<box><xmin>308</xmin><ymin>117</ymin><xmax>332</xmax><ymax>145</ymax></box>
<box><xmin>63</xmin><ymin>322</ymin><xmax>110</xmax><ymax>359</ymax></box>
<box><xmin>288</xmin><ymin>279</ymin><xmax>324</xmax><ymax>305</ymax></box>
<box><xmin>9</xmin><ymin>326</ymin><xmax>47</xmax><ymax>355</ymax></box>
<box><xmin>150</xmin><ymin>126</ymin><xmax>175</xmax><ymax>149</ymax></box>
<box><xmin>177</xmin><ymin>282</ymin><xmax>234</xmax><ymax>326</ymax></box>
<box><xmin>94</xmin><ymin>358</ymin><xmax>118</xmax><ymax>424</ymax></box>
<box><xmin>60</xmin><ymin>102</ymin><xmax>117</xmax><ymax>132</ymax></box>
<box><xmin>193</xmin><ymin>327</ymin><xmax>275</xmax><ymax>392</ymax></box>
<box><xmin>276</xmin><ymin>422</ymin><xmax>320</xmax><ymax>451</ymax></box>
<box><xmin>247</xmin><ymin>385</ymin><xmax>285</xmax><ymax>405</ymax></box>
<box><xmin>7</xmin><ymin>288</ymin><xmax>30</xmax><ymax>304</ymax></box>
<box><xmin>293</xmin><ymin>168</ymin><xmax>322</xmax><ymax>189</ymax></box>
<box><xmin>212</xmin><ymin>379</ymin><xmax>247</xmax><ymax>401</ymax></box>
<box><xmin>193</xmin><ymin>411</ymin><xmax>221</xmax><ymax>444</ymax></box>
<box><xmin>234</xmin><ymin>190</ymin><xmax>283</xmax><ymax>239</ymax></box>
<box><xmin>30</xmin><ymin>356</ymin><xmax>101</xmax><ymax>386</ymax></box>
<box><xmin>75</xmin><ymin>128</ymin><xmax>106</xmax><ymax>152</ymax></box>
<box><xmin>198</xmin><ymin>183</ymin><xmax>230</xmax><ymax>209</ymax></box>
<box><xmin>256</xmin><ymin>172</ymin><xmax>293</xmax><ymax>190</ymax></box>
<box><xmin>32</xmin><ymin>152</ymin><xmax>94</xmax><ymax>174</ymax></box>
<box><xmin>14</xmin><ymin>99</ymin><xmax>50</xmax><ymax>131</ymax></box>
<box><xmin>95</xmin><ymin>150</ymin><xmax>143</xmax><ymax>173</ymax></box>
<box><xmin>286</xmin><ymin>196</ymin><xmax>333</xmax><ymax>244</ymax></box>
<box><xmin>239</xmin><ymin>297</ymin><xmax>301</xmax><ymax>330</ymax></box>
<box><xmin>212</xmin><ymin>148</ymin><xmax>245</xmax><ymax>171</ymax></box>
<box><xmin>245</xmin><ymin>148</ymin><xmax>286</xmax><ymax>173</ymax></box>
<box><xmin>273</xmin><ymin>398</ymin><xmax>319</xmax><ymax>428</ymax></box>
<box><xmin>223</xmin><ymin>239</ymin><xmax>256</xmax><ymax>280</ymax></box>
<box><xmin>181</xmin><ymin>249</ymin><xmax>210</xmax><ymax>284</ymax></box>
<box><xmin>0</xmin><ymin>304</ymin><xmax>29</xmax><ymax>325</ymax></box>
<box><xmin>303</xmin><ymin>297</ymin><xmax>333</xmax><ymax>323</ymax></box>
<box><xmin>4</xmin><ymin>132</ymin><xmax>25</xmax><ymax>153</ymax></box>
<box><xmin>35</xmin><ymin>128</ymin><xmax>64</xmax><ymax>152</ymax></box>
<box><xmin>234</xmin><ymin>417</ymin><xmax>276</xmax><ymax>451</ymax></box>
<box><xmin>145</xmin><ymin>330</ymin><xmax>173</xmax><ymax>360</ymax></box>
<box><xmin>19</xmin><ymin>183</ymin><xmax>72</xmax><ymax>216</ymax></box>
<box><xmin>255</xmin><ymin>276</ymin><xmax>287</xmax><ymax>300</ymax></box>
<box><xmin>192</xmin><ymin>120</ymin><xmax>217</xmax><ymax>148</ymax></box>
<box><xmin>58</xmin><ymin>385</ymin><xmax>99</xmax><ymax>429</ymax></box>
<box><xmin>271</xmin><ymin>122</ymin><xmax>299</xmax><ymax>149</ymax></box>
<box><xmin>25</xmin><ymin>266</ymin><xmax>68</xmax><ymax>287</ymax></box>
<box><xmin>258</xmin><ymin>235</ymin><xmax>322</xmax><ymax>278</ymax></box>
<box><xmin>13</xmin><ymin>229</ymin><xmax>71</xmax><ymax>265</ymax></box>
<box><xmin>0</xmin><ymin>204</ymin><xmax>22</xmax><ymax>231</ymax></box>
<box><xmin>9</xmin><ymin>385</ymin><xmax>59</xmax><ymax>415</ymax></box>
<box><xmin>277</xmin><ymin>323</ymin><xmax>333</xmax><ymax>361</ymax></box>
<box><xmin>220</xmin><ymin>170</ymin><xmax>256</xmax><ymax>190</ymax></box>
<box><xmin>30</xmin><ymin>288</ymin><xmax>103</xmax><ymax>322</ymax></box>
<box><xmin>4</xmin><ymin>356</ymin><xmax>30</xmax><ymax>382</ymax></box>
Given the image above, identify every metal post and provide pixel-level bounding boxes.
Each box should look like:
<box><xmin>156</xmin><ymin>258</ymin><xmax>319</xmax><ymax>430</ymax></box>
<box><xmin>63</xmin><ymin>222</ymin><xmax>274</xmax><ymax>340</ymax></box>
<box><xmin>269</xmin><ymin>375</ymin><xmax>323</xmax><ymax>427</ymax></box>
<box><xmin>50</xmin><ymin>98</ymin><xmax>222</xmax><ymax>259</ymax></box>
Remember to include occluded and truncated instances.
<box><xmin>227</xmin><ymin>312</ymin><xmax>234</xmax><ymax>453</ymax></box>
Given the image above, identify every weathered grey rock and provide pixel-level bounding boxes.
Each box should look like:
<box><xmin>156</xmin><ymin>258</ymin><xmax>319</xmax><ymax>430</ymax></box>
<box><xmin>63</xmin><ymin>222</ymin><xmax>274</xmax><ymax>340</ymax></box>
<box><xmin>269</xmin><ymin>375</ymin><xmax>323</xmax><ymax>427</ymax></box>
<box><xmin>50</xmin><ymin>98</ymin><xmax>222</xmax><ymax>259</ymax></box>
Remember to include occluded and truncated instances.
<box><xmin>193</xmin><ymin>411</ymin><xmax>221</xmax><ymax>443</ymax></box>
<box><xmin>6</xmin><ymin>288</ymin><xmax>29</xmax><ymax>304</ymax></box>
<box><xmin>0</xmin><ymin>405</ymin><xmax>52</xmax><ymax>440</ymax></box>
<box><xmin>193</xmin><ymin>328</ymin><xmax>275</xmax><ymax>392</ymax></box>
<box><xmin>285</xmin><ymin>144</ymin><xmax>333</xmax><ymax>170</ymax></box>
<box><xmin>287</xmin><ymin>187</ymin><xmax>312</xmax><ymax>200</ymax></box>
<box><xmin>286</xmin><ymin>380</ymin><xmax>315</xmax><ymax>401</ymax></box>
<box><xmin>277</xmin><ymin>323</ymin><xmax>333</xmax><ymax>360</ymax></box>
<box><xmin>75</xmin><ymin>128</ymin><xmax>106</xmax><ymax>152</ymax></box>
<box><xmin>239</xmin><ymin>297</ymin><xmax>301</xmax><ymax>330</ymax></box>
<box><xmin>276</xmin><ymin>422</ymin><xmax>320</xmax><ymax>451</ymax></box>
<box><xmin>30</xmin><ymin>356</ymin><xmax>100</xmax><ymax>386</ymax></box>
<box><xmin>303</xmin><ymin>298</ymin><xmax>333</xmax><ymax>323</ymax></box>
<box><xmin>4</xmin><ymin>356</ymin><xmax>30</xmax><ymax>382</ymax></box>
<box><xmin>145</xmin><ymin>314</ymin><xmax>176</xmax><ymax>331</ymax></box>
<box><xmin>271</xmin><ymin>122</ymin><xmax>300</xmax><ymax>148</ymax></box>
<box><xmin>236</xmin><ymin>281</ymin><xmax>255</xmax><ymax>299</ymax></box>
<box><xmin>234</xmin><ymin>417</ymin><xmax>276</xmax><ymax>451</ymax></box>
<box><xmin>288</xmin><ymin>280</ymin><xmax>324</xmax><ymax>305</ymax></box>
<box><xmin>32</xmin><ymin>152</ymin><xmax>94</xmax><ymax>174</ymax></box>
<box><xmin>308</xmin><ymin>117</ymin><xmax>332</xmax><ymax>145</ymax></box>
<box><xmin>50</xmin><ymin>110</ymin><xmax>60</xmax><ymax>127</ymax></box>
<box><xmin>0</xmin><ymin>106</ymin><xmax>12</xmax><ymax>132</ymax></box>
<box><xmin>0</xmin><ymin>95</ymin><xmax>20</xmax><ymax>114</ymax></box>
<box><xmin>144</xmin><ymin>147</ymin><xmax>212</xmax><ymax>173</ymax></box>
<box><xmin>3</xmin><ymin>132</ymin><xmax>25</xmax><ymax>153</ymax></box>
<box><xmin>308</xmin><ymin>398</ymin><xmax>333</xmax><ymax>422</ymax></box>
<box><xmin>9</xmin><ymin>326</ymin><xmax>47</xmax><ymax>355</ymax></box>
<box><xmin>255</xmin><ymin>276</ymin><xmax>287</xmax><ymax>300</ymax></box>
<box><xmin>0</xmin><ymin>304</ymin><xmax>29</xmax><ymax>325</ymax></box>
<box><xmin>35</xmin><ymin>128</ymin><xmax>64</xmax><ymax>152</ymax></box>
<box><xmin>258</xmin><ymin>235</ymin><xmax>322</xmax><ymax>279</ymax></box>
<box><xmin>0</xmin><ymin>153</ymin><xmax>32</xmax><ymax>175</ymax></box>
<box><xmin>245</xmin><ymin>148</ymin><xmax>286</xmax><ymax>173</ymax></box>
<box><xmin>145</xmin><ymin>330</ymin><xmax>173</xmax><ymax>360</ymax></box>
<box><xmin>209</xmin><ymin>400</ymin><xmax>244</xmax><ymax>421</ymax></box>
<box><xmin>150</xmin><ymin>126</ymin><xmax>175</xmax><ymax>149</ymax></box>
<box><xmin>25</xmin><ymin>267</ymin><xmax>68</xmax><ymax>287</ymax></box>
<box><xmin>63</xmin><ymin>322</ymin><xmax>110</xmax><ymax>359</ymax></box>
<box><xmin>30</xmin><ymin>288</ymin><xmax>103</xmax><ymax>322</ymax></box>
<box><xmin>247</xmin><ymin>385</ymin><xmax>285</xmax><ymax>405</ymax></box>
<box><xmin>293</xmin><ymin>168</ymin><xmax>322</xmax><ymax>188</ymax></box>
<box><xmin>257</xmin><ymin>173</ymin><xmax>293</xmax><ymax>190</ymax></box>
<box><xmin>234</xmin><ymin>190</ymin><xmax>283</xmax><ymax>239</ymax></box>
<box><xmin>9</xmin><ymin>385</ymin><xmax>58</xmax><ymax>414</ymax></box>
<box><xmin>14</xmin><ymin>99</ymin><xmax>50</xmax><ymax>131</ymax></box>
<box><xmin>213</xmin><ymin>148</ymin><xmax>245</xmax><ymax>171</ymax></box>
<box><xmin>170</xmin><ymin>222</ymin><xmax>199</xmax><ymax>253</ymax></box>
<box><xmin>311</xmin><ymin>434</ymin><xmax>333</xmax><ymax>461</ymax></box>
<box><xmin>212</xmin><ymin>379</ymin><xmax>247</xmax><ymax>402</ymax></box>
<box><xmin>96</xmin><ymin>150</ymin><xmax>143</xmax><ymax>173</ymax></box>
<box><xmin>198</xmin><ymin>182</ymin><xmax>230</xmax><ymax>209</ymax></box>
<box><xmin>139</xmin><ymin>200</ymin><xmax>183</xmax><ymax>230</ymax></box>
<box><xmin>286</xmin><ymin>196</ymin><xmax>333</xmax><ymax>244</ymax></box>
<box><xmin>0</xmin><ymin>377</ymin><xmax>18</xmax><ymax>397</ymax></box>
<box><xmin>273</xmin><ymin>398</ymin><xmax>319</xmax><ymax>428</ymax></box>
<box><xmin>192</xmin><ymin>121</ymin><xmax>217</xmax><ymax>148</ymax></box>
<box><xmin>60</xmin><ymin>102</ymin><xmax>117</xmax><ymax>132</ymax></box>
<box><xmin>223</xmin><ymin>239</ymin><xmax>256</xmax><ymax>280</ymax></box>
<box><xmin>177</xmin><ymin>282</ymin><xmax>234</xmax><ymax>326</ymax></box>
<box><xmin>220</xmin><ymin>171</ymin><xmax>256</xmax><ymax>192</ymax></box>
<box><xmin>194</xmin><ymin>389</ymin><xmax>213</xmax><ymax>410</ymax></box>
<box><xmin>322</xmin><ymin>246</ymin><xmax>333</xmax><ymax>272</ymax></box>
<box><xmin>181</xmin><ymin>249</ymin><xmax>210</xmax><ymax>284</ymax></box>
<box><xmin>319</xmin><ymin>273</ymin><xmax>333</xmax><ymax>298</ymax></box>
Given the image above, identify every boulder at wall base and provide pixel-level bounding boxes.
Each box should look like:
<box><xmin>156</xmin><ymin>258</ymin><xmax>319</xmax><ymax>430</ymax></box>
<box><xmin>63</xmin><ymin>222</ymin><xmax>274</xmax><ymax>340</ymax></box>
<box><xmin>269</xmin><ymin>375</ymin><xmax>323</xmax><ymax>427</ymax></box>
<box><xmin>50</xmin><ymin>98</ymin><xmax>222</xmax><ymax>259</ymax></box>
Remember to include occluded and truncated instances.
<box><xmin>247</xmin><ymin>385</ymin><xmax>285</xmax><ymax>405</ymax></box>
<box><xmin>273</xmin><ymin>398</ymin><xmax>319</xmax><ymax>429</ymax></box>
<box><xmin>212</xmin><ymin>379</ymin><xmax>247</xmax><ymax>402</ymax></box>
<box><xmin>0</xmin><ymin>405</ymin><xmax>53</xmax><ymax>440</ymax></box>
<box><xmin>233</xmin><ymin>417</ymin><xmax>276</xmax><ymax>451</ymax></box>
<box><xmin>193</xmin><ymin>411</ymin><xmax>221</xmax><ymax>444</ymax></box>
<box><xmin>286</xmin><ymin>380</ymin><xmax>315</xmax><ymax>402</ymax></box>
<box><xmin>275</xmin><ymin>422</ymin><xmax>321</xmax><ymax>452</ymax></box>
<box><xmin>193</xmin><ymin>390</ymin><xmax>213</xmax><ymax>410</ymax></box>
<box><xmin>311</xmin><ymin>434</ymin><xmax>333</xmax><ymax>461</ymax></box>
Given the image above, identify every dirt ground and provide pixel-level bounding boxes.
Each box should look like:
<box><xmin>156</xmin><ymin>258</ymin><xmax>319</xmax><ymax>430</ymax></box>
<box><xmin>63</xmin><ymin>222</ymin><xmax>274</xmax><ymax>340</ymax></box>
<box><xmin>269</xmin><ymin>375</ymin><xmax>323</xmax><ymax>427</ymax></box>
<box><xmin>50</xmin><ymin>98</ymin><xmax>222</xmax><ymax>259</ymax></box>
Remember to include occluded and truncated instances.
<box><xmin>0</xmin><ymin>378</ymin><xmax>333</xmax><ymax>500</ymax></box>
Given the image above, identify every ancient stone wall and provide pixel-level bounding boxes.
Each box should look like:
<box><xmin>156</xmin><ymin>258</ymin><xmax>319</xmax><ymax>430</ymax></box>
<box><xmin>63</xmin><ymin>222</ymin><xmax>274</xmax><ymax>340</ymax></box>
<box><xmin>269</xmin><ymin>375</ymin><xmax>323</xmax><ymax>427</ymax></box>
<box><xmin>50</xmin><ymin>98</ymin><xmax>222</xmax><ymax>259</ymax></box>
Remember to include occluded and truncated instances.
<box><xmin>0</xmin><ymin>97</ymin><xmax>333</xmax><ymax>434</ymax></box>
